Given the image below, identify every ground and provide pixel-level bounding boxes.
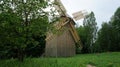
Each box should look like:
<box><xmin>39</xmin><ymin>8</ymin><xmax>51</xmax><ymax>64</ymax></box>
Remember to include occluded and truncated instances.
<box><xmin>0</xmin><ymin>52</ymin><xmax>120</xmax><ymax>67</ymax></box>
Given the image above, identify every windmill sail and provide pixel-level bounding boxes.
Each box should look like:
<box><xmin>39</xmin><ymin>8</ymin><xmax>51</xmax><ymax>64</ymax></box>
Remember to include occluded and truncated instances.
<box><xmin>54</xmin><ymin>0</ymin><xmax>67</xmax><ymax>16</ymax></box>
<box><xmin>72</xmin><ymin>10</ymin><xmax>88</xmax><ymax>21</ymax></box>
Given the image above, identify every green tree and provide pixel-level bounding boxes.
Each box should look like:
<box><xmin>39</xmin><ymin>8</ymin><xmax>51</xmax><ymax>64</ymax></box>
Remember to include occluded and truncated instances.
<box><xmin>95</xmin><ymin>7</ymin><xmax>120</xmax><ymax>52</ymax></box>
<box><xmin>0</xmin><ymin>0</ymin><xmax>49</xmax><ymax>61</ymax></box>
<box><xmin>95</xmin><ymin>22</ymin><xmax>113</xmax><ymax>52</ymax></box>
<box><xmin>110</xmin><ymin>7</ymin><xmax>120</xmax><ymax>51</ymax></box>
<box><xmin>76</xmin><ymin>26</ymin><xmax>86</xmax><ymax>53</ymax></box>
<box><xmin>82</xmin><ymin>12</ymin><xmax>98</xmax><ymax>53</ymax></box>
<box><xmin>0</xmin><ymin>12</ymin><xmax>22</xmax><ymax>59</ymax></box>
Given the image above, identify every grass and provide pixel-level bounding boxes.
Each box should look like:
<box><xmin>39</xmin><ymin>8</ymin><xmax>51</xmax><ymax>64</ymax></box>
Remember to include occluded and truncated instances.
<box><xmin>0</xmin><ymin>52</ymin><xmax>120</xmax><ymax>67</ymax></box>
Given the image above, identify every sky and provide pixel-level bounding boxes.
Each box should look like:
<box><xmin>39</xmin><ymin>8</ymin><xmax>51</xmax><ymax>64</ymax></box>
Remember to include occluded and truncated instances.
<box><xmin>61</xmin><ymin>0</ymin><xmax>120</xmax><ymax>28</ymax></box>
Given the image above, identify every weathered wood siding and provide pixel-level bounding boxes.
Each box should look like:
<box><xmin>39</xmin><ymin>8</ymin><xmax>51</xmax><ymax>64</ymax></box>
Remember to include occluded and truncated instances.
<box><xmin>45</xmin><ymin>23</ymin><xmax>76</xmax><ymax>57</ymax></box>
<box><xmin>45</xmin><ymin>16</ymin><xmax>81</xmax><ymax>57</ymax></box>
<box><xmin>45</xmin><ymin>35</ymin><xmax>57</xmax><ymax>57</ymax></box>
<box><xmin>56</xmin><ymin>29</ymin><xmax>75</xmax><ymax>57</ymax></box>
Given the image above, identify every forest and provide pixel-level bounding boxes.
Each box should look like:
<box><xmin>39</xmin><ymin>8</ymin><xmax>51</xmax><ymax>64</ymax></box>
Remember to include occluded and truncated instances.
<box><xmin>76</xmin><ymin>8</ymin><xmax>120</xmax><ymax>53</ymax></box>
<box><xmin>0</xmin><ymin>0</ymin><xmax>120</xmax><ymax>66</ymax></box>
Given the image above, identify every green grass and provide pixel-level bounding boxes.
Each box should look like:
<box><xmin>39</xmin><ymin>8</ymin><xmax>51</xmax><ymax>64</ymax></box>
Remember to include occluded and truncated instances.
<box><xmin>0</xmin><ymin>52</ymin><xmax>120</xmax><ymax>67</ymax></box>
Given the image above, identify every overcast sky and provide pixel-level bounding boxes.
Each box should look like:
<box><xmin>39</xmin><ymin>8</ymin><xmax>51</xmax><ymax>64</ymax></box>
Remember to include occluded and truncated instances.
<box><xmin>61</xmin><ymin>0</ymin><xmax>120</xmax><ymax>28</ymax></box>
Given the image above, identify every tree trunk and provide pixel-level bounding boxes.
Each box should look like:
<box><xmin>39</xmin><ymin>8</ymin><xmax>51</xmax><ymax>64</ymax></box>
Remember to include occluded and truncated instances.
<box><xmin>17</xmin><ymin>48</ymin><xmax>24</xmax><ymax>62</ymax></box>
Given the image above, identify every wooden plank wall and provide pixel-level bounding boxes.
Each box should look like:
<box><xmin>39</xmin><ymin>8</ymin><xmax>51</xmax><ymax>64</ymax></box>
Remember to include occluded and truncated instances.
<box><xmin>45</xmin><ymin>17</ymin><xmax>77</xmax><ymax>57</ymax></box>
<box><xmin>45</xmin><ymin>35</ymin><xmax>57</xmax><ymax>57</ymax></box>
<box><xmin>45</xmin><ymin>29</ymin><xmax>76</xmax><ymax>57</ymax></box>
<box><xmin>57</xmin><ymin>29</ymin><xmax>75</xmax><ymax>57</ymax></box>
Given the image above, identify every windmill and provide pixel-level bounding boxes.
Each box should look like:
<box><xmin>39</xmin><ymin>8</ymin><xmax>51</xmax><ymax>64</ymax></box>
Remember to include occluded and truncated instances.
<box><xmin>45</xmin><ymin>0</ymin><xmax>87</xmax><ymax>57</ymax></box>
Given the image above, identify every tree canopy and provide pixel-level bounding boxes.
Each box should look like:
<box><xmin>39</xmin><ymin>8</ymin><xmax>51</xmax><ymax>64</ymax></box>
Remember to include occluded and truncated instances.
<box><xmin>0</xmin><ymin>0</ymin><xmax>50</xmax><ymax>61</ymax></box>
<box><xmin>77</xmin><ymin>12</ymin><xmax>98</xmax><ymax>53</ymax></box>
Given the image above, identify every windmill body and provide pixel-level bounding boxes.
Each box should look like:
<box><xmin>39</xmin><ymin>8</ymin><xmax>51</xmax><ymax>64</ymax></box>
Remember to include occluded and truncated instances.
<box><xmin>45</xmin><ymin>0</ymin><xmax>84</xmax><ymax>57</ymax></box>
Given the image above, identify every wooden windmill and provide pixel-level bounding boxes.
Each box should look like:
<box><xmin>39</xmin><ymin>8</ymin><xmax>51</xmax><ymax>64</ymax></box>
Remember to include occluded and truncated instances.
<box><xmin>45</xmin><ymin>0</ymin><xmax>86</xmax><ymax>57</ymax></box>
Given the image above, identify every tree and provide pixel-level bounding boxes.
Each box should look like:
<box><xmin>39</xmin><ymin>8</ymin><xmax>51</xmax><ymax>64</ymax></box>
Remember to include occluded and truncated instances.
<box><xmin>95</xmin><ymin>7</ymin><xmax>120</xmax><ymax>52</ymax></box>
<box><xmin>95</xmin><ymin>22</ymin><xmax>113</xmax><ymax>52</ymax></box>
<box><xmin>0</xmin><ymin>0</ymin><xmax>49</xmax><ymax>61</ymax></box>
<box><xmin>0</xmin><ymin>11</ymin><xmax>22</xmax><ymax>59</ymax></box>
<box><xmin>76</xmin><ymin>26</ymin><xmax>86</xmax><ymax>53</ymax></box>
<box><xmin>82</xmin><ymin>12</ymin><xmax>98</xmax><ymax>53</ymax></box>
<box><xmin>109</xmin><ymin>7</ymin><xmax>120</xmax><ymax>51</ymax></box>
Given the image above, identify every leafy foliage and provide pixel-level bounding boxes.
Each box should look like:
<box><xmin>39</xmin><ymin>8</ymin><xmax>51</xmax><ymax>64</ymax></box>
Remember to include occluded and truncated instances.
<box><xmin>110</xmin><ymin>7</ymin><xmax>120</xmax><ymax>51</ymax></box>
<box><xmin>0</xmin><ymin>0</ymin><xmax>50</xmax><ymax>61</ymax></box>
<box><xmin>95</xmin><ymin>22</ymin><xmax>113</xmax><ymax>52</ymax></box>
<box><xmin>77</xmin><ymin>7</ymin><xmax>120</xmax><ymax>53</ymax></box>
<box><xmin>94</xmin><ymin>7</ymin><xmax>120</xmax><ymax>52</ymax></box>
<box><xmin>77</xmin><ymin>12</ymin><xmax>98</xmax><ymax>53</ymax></box>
